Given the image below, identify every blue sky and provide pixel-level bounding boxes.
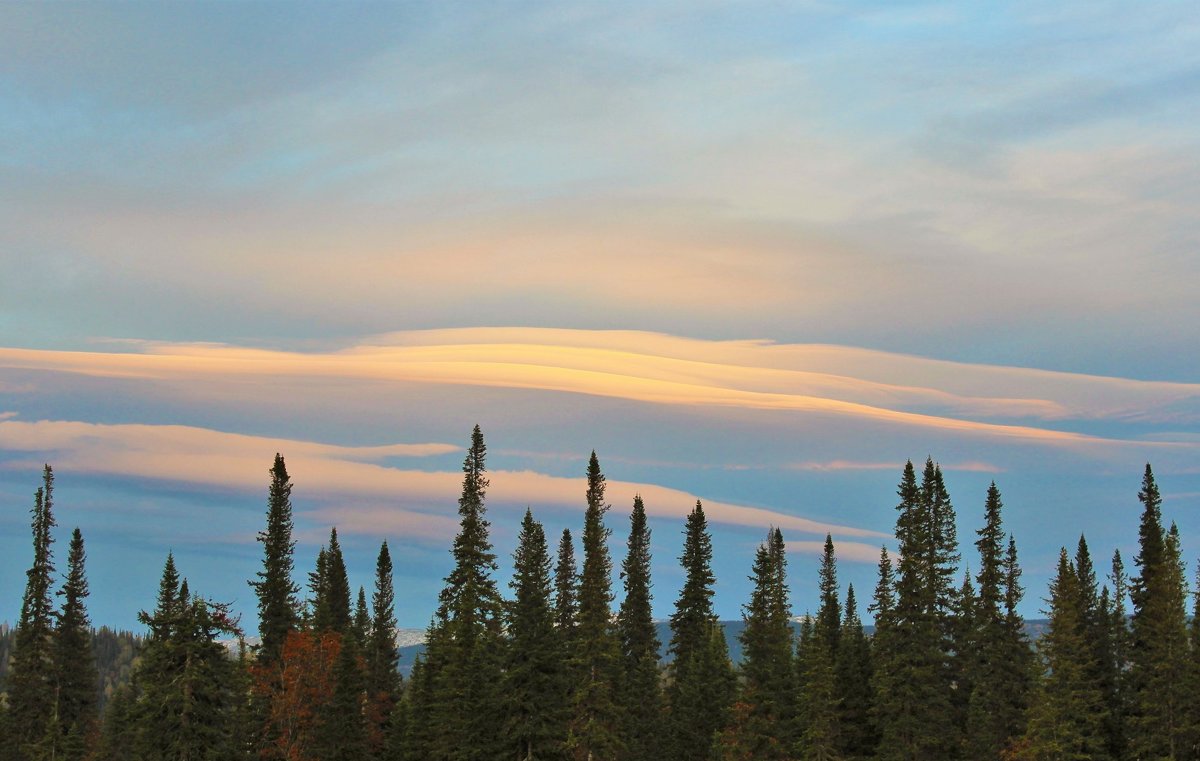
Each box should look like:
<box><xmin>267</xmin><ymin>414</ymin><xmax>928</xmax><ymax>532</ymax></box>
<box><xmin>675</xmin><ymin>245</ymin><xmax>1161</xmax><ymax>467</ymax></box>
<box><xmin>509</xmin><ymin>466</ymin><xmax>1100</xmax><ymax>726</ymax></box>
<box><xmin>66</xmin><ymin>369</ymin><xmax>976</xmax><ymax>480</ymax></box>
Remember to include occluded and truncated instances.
<box><xmin>2</xmin><ymin>1</ymin><xmax>1199</xmax><ymax>631</ymax></box>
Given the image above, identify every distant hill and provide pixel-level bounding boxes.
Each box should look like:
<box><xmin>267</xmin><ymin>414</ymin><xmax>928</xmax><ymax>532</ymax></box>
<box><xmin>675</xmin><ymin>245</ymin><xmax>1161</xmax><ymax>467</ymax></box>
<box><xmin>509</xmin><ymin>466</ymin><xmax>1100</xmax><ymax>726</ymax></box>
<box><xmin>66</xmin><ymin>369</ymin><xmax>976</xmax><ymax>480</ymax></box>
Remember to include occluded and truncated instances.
<box><xmin>395</xmin><ymin>619</ymin><xmax>1052</xmax><ymax>677</ymax></box>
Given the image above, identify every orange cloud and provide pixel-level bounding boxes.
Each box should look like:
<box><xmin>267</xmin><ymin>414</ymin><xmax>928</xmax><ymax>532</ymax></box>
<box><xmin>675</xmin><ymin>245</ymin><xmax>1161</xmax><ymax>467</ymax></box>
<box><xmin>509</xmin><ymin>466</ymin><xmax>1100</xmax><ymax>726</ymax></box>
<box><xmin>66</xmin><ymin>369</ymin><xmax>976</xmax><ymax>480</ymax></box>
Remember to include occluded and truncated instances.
<box><xmin>2</xmin><ymin>328</ymin><xmax>1197</xmax><ymax>453</ymax></box>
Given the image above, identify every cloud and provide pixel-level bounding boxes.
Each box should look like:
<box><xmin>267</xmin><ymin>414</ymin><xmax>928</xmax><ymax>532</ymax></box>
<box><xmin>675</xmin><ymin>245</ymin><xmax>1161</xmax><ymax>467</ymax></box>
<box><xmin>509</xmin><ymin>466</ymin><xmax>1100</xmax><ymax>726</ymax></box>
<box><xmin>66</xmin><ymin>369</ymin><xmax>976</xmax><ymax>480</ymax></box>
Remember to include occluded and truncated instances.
<box><xmin>783</xmin><ymin>539</ymin><xmax>889</xmax><ymax>565</ymax></box>
<box><xmin>1</xmin><ymin>328</ymin><xmax>1197</xmax><ymax>455</ymax></box>
<box><xmin>0</xmin><ymin>417</ymin><xmax>884</xmax><ymax>541</ymax></box>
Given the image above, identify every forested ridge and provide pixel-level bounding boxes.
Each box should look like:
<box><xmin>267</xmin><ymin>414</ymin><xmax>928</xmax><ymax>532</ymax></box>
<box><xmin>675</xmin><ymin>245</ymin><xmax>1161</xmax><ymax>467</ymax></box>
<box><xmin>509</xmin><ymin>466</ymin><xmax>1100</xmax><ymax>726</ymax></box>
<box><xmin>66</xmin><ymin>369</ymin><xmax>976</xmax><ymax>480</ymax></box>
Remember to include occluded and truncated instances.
<box><xmin>2</xmin><ymin>426</ymin><xmax>1198</xmax><ymax>760</ymax></box>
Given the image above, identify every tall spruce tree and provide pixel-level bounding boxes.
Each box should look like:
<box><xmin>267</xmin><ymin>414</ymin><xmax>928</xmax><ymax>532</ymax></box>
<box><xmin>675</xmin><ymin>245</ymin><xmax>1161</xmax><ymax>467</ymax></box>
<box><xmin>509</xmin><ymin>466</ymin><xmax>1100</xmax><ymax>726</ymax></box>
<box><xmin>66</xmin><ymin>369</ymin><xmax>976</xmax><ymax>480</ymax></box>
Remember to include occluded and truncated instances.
<box><xmin>53</xmin><ymin>527</ymin><xmax>99</xmax><ymax>759</ymax></box>
<box><xmin>1022</xmin><ymin>549</ymin><xmax>1109</xmax><ymax>760</ymax></box>
<box><xmin>251</xmin><ymin>454</ymin><xmax>300</xmax><ymax>664</ymax></box>
<box><xmin>425</xmin><ymin>425</ymin><xmax>505</xmax><ymax>761</ymax></box>
<box><xmin>616</xmin><ymin>495</ymin><xmax>662</xmax><ymax>761</ymax></box>
<box><xmin>835</xmin><ymin>584</ymin><xmax>875</xmax><ymax>759</ymax></box>
<box><xmin>568</xmin><ymin>452</ymin><xmax>623</xmax><ymax>761</ymax></box>
<box><xmin>965</xmin><ymin>483</ymin><xmax>1028</xmax><ymax>759</ymax></box>
<box><xmin>354</xmin><ymin>587</ymin><xmax>371</xmax><ymax>646</ymax></box>
<box><xmin>553</xmin><ymin>527</ymin><xmax>580</xmax><ymax>750</ymax></box>
<box><xmin>875</xmin><ymin>460</ymin><xmax>955</xmax><ymax>760</ymax></box>
<box><xmin>795</xmin><ymin>616</ymin><xmax>839</xmax><ymax>761</ymax></box>
<box><xmin>315</xmin><ymin>633</ymin><xmax>368</xmax><ymax>761</ymax></box>
<box><xmin>815</xmin><ymin>534</ymin><xmax>841</xmax><ymax>651</ymax></box>
<box><xmin>1128</xmin><ymin>464</ymin><xmax>1191</xmax><ymax>758</ymax></box>
<box><xmin>367</xmin><ymin>541</ymin><xmax>402</xmax><ymax>756</ymax></box>
<box><xmin>505</xmin><ymin>509</ymin><xmax>566</xmax><ymax>760</ymax></box>
<box><xmin>324</xmin><ymin>528</ymin><xmax>353</xmax><ymax>634</ymax></box>
<box><xmin>7</xmin><ymin>465</ymin><xmax>58</xmax><ymax>760</ymax></box>
<box><xmin>666</xmin><ymin>501</ymin><xmax>735</xmax><ymax>761</ymax></box>
<box><xmin>735</xmin><ymin>528</ymin><xmax>795</xmax><ymax>759</ymax></box>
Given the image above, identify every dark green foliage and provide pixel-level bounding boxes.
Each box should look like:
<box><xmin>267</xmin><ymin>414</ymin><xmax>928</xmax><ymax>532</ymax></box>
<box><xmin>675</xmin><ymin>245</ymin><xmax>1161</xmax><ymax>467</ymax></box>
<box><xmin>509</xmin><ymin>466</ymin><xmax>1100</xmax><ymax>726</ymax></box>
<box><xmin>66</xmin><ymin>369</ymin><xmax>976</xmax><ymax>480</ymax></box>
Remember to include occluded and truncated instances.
<box><xmin>834</xmin><ymin>585</ymin><xmax>875</xmax><ymax>759</ymax></box>
<box><xmin>53</xmin><ymin>527</ymin><xmax>100</xmax><ymax>757</ymax></box>
<box><xmin>795</xmin><ymin>617</ymin><xmax>839</xmax><ymax>761</ymax></box>
<box><xmin>965</xmin><ymin>484</ymin><xmax>1029</xmax><ymax>760</ymax></box>
<box><xmin>323</xmin><ymin>528</ymin><xmax>353</xmax><ymax>634</ymax></box>
<box><xmin>815</xmin><ymin>534</ymin><xmax>840</xmax><ymax>652</ymax></box>
<box><xmin>505</xmin><ymin>509</ymin><xmax>567</xmax><ymax>760</ymax></box>
<box><xmin>615</xmin><ymin>495</ymin><xmax>662</xmax><ymax>761</ymax></box>
<box><xmin>666</xmin><ymin>501</ymin><xmax>735</xmax><ymax>761</ymax></box>
<box><xmin>316</xmin><ymin>634</ymin><xmax>368</xmax><ymax>761</ymax></box>
<box><xmin>132</xmin><ymin>558</ymin><xmax>244</xmax><ymax>761</ymax></box>
<box><xmin>874</xmin><ymin>461</ymin><xmax>956</xmax><ymax>760</ymax></box>
<box><xmin>250</xmin><ymin>453</ymin><xmax>299</xmax><ymax>665</ymax></box>
<box><xmin>367</xmin><ymin>541</ymin><xmax>402</xmax><ymax>756</ymax></box>
<box><xmin>7</xmin><ymin>465</ymin><xmax>58</xmax><ymax>759</ymax></box>
<box><xmin>1128</xmin><ymin>465</ymin><xmax>1191</xmax><ymax>759</ymax></box>
<box><xmin>354</xmin><ymin>586</ymin><xmax>371</xmax><ymax>646</ymax></box>
<box><xmin>568</xmin><ymin>452</ymin><xmax>623</xmax><ymax>761</ymax></box>
<box><xmin>734</xmin><ymin>528</ymin><xmax>794</xmax><ymax>759</ymax></box>
<box><xmin>1022</xmin><ymin>549</ymin><xmax>1109</xmax><ymax>759</ymax></box>
<box><xmin>554</xmin><ymin>528</ymin><xmax>579</xmax><ymax>637</ymax></box>
<box><xmin>422</xmin><ymin>425</ymin><xmax>506</xmax><ymax>761</ymax></box>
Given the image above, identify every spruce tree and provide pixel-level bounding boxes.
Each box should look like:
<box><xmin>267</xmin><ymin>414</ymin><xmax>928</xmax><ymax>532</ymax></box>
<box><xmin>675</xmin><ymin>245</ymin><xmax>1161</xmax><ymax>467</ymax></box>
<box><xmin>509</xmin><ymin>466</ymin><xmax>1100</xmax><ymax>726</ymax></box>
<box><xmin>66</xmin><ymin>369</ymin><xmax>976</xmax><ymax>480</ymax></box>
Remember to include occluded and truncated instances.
<box><xmin>7</xmin><ymin>465</ymin><xmax>59</xmax><ymax>760</ymax></box>
<box><xmin>53</xmin><ymin>527</ymin><xmax>99</xmax><ymax>759</ymax></box>
<box><xmin>354</xmin><ymin>587</ymin><xmax>371</xmax><ymax>646</ymax></box>
<box><xmin>505</xmin><ymin>508</ymin><xmax>566</xmax><ymax>760</ymax></box>
<box><xmin>1128</xmin><ymin>464</ymin><xmax>1191</xmax><ymax>758</ymax></box>
<box><xmin>324</xmin><ymin>528</ymin><xmax>353</xmax><ymax>634</ymax></box>
<box><xmin>568</xmin><ymin>452</ymin><xmax>623</xmax><ymax>761</ymax></box>
<box><xmin>735</xmin><ymin>528</ymin><xmax>795</xmax><ymax>759</ymax></box>
<box><xmin>835</xmin><ymin>585</ymin><xmax>875</xmax><ymax>759</ymax></box>
<box><xmin>425</xmin><ymin>425</ymin><xmax>505</xmax><ymax>761</ymax></box>
<box><xmin>315</xmin><ymin>634</ymin><xmax>368</xmax><ymax>761</ymax></box>
<box><xmin>965</xmin><ymin>483</ymin><xmax>1029</xmax><ymax>759</ymax></box>
<box><xmin>666</xmin><ymin>501</ymin><xmax>735</xmax><ymax>761</ymax></box>
<box><xmin>814</xmin><ymin>534</ymin><xmax>841</xmax><ymax>651</ymax></box>
<box><xmin>367</xmin><ymin>541</ymin><xmax>402</xmax><ymax>757</ymax></box>
<box><xmin>615</xmin><ymin>495</ymin><xmax>662</xmax><ymax>761</ymax></box>
<box><xmin>875</xmin><ymin>461</ymin><xmax>954</xmax><ymax>760</ymax></box>
<box><xmin>553</xmin><ymin>527</ymin><xmax>580</xmax><ymax>748</ymax></box>
<box><xmin>251</xmin><ymin>453</ymin><xmax>300</xmax><ymax>664</ymax></box>
<box><xmin>795</xmin><ymin>616</ymin><xmax>839</xmax><ymax>761</ymax></box>
<box><xmin>1105</xmin><ymin>549</ymin><xmax>1131</xmax><ymax>758</ymax></box>
<box><xmin>1022</xmin><ymin>549</ymin><xmax>1109</xmax><ymax>759</ymax></box>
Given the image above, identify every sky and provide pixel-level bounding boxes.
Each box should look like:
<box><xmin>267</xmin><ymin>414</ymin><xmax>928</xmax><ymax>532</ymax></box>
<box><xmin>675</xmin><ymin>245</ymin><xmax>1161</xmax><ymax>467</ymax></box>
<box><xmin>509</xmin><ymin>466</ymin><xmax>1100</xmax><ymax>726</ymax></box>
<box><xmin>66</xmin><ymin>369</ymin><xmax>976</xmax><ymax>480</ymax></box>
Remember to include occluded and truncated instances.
<box><xmin>2</xmin><ymin>1</ymin><xmax>1199</xmax><ymax>633</ymax></box>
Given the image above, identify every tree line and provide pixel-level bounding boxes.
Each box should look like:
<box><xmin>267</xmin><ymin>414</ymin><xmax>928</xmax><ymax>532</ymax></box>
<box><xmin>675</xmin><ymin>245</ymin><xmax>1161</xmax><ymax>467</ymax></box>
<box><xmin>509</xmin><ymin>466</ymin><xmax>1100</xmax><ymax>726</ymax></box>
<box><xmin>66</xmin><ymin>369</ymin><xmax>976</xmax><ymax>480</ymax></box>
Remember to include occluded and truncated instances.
<box><xmin>1</xmin><ymin>424</ymin><xmax>1198</xmax><ymax>760</ymax></box>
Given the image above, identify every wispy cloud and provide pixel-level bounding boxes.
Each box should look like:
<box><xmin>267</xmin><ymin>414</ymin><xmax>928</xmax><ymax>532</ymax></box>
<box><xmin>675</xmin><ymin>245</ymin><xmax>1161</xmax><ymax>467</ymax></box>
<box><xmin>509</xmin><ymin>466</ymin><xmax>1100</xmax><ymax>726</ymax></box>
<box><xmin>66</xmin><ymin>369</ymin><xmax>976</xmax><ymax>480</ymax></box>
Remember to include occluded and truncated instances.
<box><xmin>0</xmin><ymin>417</ymin><xmax>884</xmax><ymax>541</ymax></box>
<box><xmin>2</xmin><ymin>328</ymin><xmax>1197</xmax><ymax>453</ymax></box>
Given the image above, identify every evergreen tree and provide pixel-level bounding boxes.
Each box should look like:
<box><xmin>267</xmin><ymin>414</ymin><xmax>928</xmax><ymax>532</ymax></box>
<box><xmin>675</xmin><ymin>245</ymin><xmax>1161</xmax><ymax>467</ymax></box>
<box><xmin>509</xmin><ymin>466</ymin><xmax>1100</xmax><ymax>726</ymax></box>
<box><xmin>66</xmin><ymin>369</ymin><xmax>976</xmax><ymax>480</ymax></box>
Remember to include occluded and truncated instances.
<box><xmin>324</xmin><ymin>528</ymin><xmax>353</xmax><ymax>634</ymax></box>
<box><xmin>367</xmin><ymin>541</ymin><xmax>402</xmax><ymax>757</ymax></box>
<box><xmin>53</xmin><ymin>527</ymin><xmax>100</xmax><ymax>759</ymax></box>
<box><xmin>795</xmin><ymin>617</ymin><xmax>839</xmax><ymax>761</ymax></box>
<box><xmin>964</xmin><ymin>484</ymin><xmax>1029</xmax><ymax>759</ymax></box>
<box><xmin>308</xmin><ymin>546</ymin><xmax>329</xmax><ymax>630</ymax></box>
<box><xmin>354</xmin><ymin>587</ymin><xmax>371</xmax><ymax>646</ymax></box>
<box><xmin>315</xmin><ymin>634</ymin><xmax>368</xmax><ymax>761</ymax></box>
<box><xmin>7</xmin><ymin>466</ymin><xmax>61</xmax><ymax>761</ymax></box>
<box><xmin>1104</xmin><ymin>550</ymin><xmax>1131</xmax><ymax>759</ymax></box>
<box><xmin>735</xmin><ymin>528</ymin><xmax>794</xmax><ymax>759</ymax></box>
<box><xmin>874</xmin><ymin>461</ymin><xmax>954</xmax><ymax>760</ymax></box>
<box><xmin>424</xmin><ymin>425</ymin><xmax>505</xmax><ymax>761</ymax></box>
<box><xmin>666</xmin><ymin>501</ymin><xmax>735</xmax><ymax>761</ymax></box>
<box><xmin>250</xmin><ymin>453</ymin><xmax>300</xmax><ymax>664</ymax></box>
<box><xmin>555</xmin><ymin>529</ymin><xmax>579</xmax><ymax>637</ymax></box>
<box><xmin>615</xmin><ymin>495</ymin><xmax>662</xmax><ymax>761</ymax></box>
<box><xmin>1022</xmin><ymin>549</ymin><xmax>1109</xmax><ymax>760</ymax></box>
<box><xmin>505</xmin><ymin>509</ymin><xmax>566</xmax><ymax>760</ymax></box>
<box><xmin>834</xmin><ymin>585</ymin><xmax>875</xmax><ymax>759</ymax></box>
<box><xmin>815</xmin><ymin>534</ymin><xmax>841</xmax><ymax>651</ymax></box>
<box><xmin>1128</xmin><ymin>464</ymin><xmax>1191</xmax><ymax>759</ymax></box>
<box><xmin>568</xmin><ymin>452</ymin><xmax>623</xmax><ymax>761</ymax></box>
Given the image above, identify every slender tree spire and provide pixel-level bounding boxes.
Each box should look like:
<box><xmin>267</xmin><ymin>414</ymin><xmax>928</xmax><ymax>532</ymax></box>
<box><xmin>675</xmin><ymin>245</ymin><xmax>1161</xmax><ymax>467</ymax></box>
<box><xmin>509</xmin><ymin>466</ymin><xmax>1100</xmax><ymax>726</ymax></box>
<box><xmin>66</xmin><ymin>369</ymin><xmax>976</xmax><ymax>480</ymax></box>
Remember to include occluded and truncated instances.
<box><xmin>251</xmin><ymin>453</ymin><xmax>299</xmax><ymax>664</ymax></box>
<box><xmin>616</xmin><ymin>495</ymin><xmax>662</xmax><ymax>760</ymax></box>
<box><xmin>8</xmin><ymin>465</ymin><xmax>59</xmax><ymax>757</ymax></box>
<box><xmin>569</xmin><ymin>451</ymin><xmax>623</xmax><ymax>761</ymax></box>
<box><xmin>54</xmin><ymin>527</ymin><xmax>100</xmax><ymax>756</ymax></box>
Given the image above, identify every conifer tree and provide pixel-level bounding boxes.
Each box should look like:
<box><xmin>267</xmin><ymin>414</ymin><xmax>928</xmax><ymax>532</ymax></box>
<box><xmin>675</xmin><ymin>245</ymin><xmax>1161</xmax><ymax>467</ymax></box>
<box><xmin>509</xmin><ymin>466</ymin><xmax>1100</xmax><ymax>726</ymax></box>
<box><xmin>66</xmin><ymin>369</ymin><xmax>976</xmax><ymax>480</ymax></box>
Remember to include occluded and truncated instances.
<box><xmin>354</xmin><ymin>587</ymin><xmax>371</xmax><ymax>645</ymax></box>
<box><xmin>965</xmin><ymin>483</ymin><xmax>1028</xmax><ymax>759</ymax></box>
<box><xmin>505</xmin><ymin>509</ymin><xmax>566</xmax><ymax>760</ymax></box>
<box><xmin>875</xmin><ymin>461</ymin><xmax>954</xmax><ymax>760</ymax></box>
<box><xmin>324</xmin><ymin>528</ymin><xmax>353</xmax><ymax>634</ymax></box>
<box><xmin>795</xmin><ymin>616</ymin><xmax>839</xmax><ymax>761</ymax></box>
<box><xmin>315</xmin><ymin>633</ymin><xmax>368</xmax><ymax>761</ymax></box>
<box><xmin>1104</xmin><ymin>549</ymin><xmax>1131</xmax><ymax>758</ymax></box>
<box><xmin>815</xmin><ymin>534</ymin><xmax>841</xmax><ymax>651</ymax></box>
<box><xmin>835</xmin><ymin>585</ymin><xmax>875</xmax><ymax>759</ymax></box>
<box><xmin>251</xmin><ymin>454</ymin><xmax>300</xmax><ymax>665</ymax></box>
<box><xmin>7</xmin><ymin>465</ymin><xmax>59</xmax><ymax>760</ymax></box>
<box><xmin>1128</xmin><ymin>464</ymin><xmax>1191</xmax><ymax>758</ymax></box>
<box><xmin>53</xmin><ymin>527</ymin><xmax>99</xmax><ymax>758</ymax></box>
<box><xmin>424</xmin><ymin>425</ymin><xmax>505</xmax><ymax>761</ymax></box>
<box><xmin>367</xmin><ymin>541</ymin><xmax>401</xmax><ymax>756</ymax></box>
<box><xmin>615</xmin><ymin>495</ymin><xmax>662</xmax><ymax>761</ymax></box>
<box><xmin>735</xmin><ymin>528</ymin><xmax>795</xmax><ymax>759</ymax></box>
<box><xmin>1022</xmin><ymin>549</ymin><xmax>1109</xmax><ymax>759</ymax></box>
<box><xmin>666</xmin><ymin>501</ymin><xmax>734</xmax><ymax>761</ymax></box>
<box><xmin>555</xmin><ymin>529</ymin><xmax>579</xmax><ymax>637</ymax></box>
<box><xmin>568</xmin><ymin>452</ymin><xmax>623</xmax><ymax>761</ymax></box>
